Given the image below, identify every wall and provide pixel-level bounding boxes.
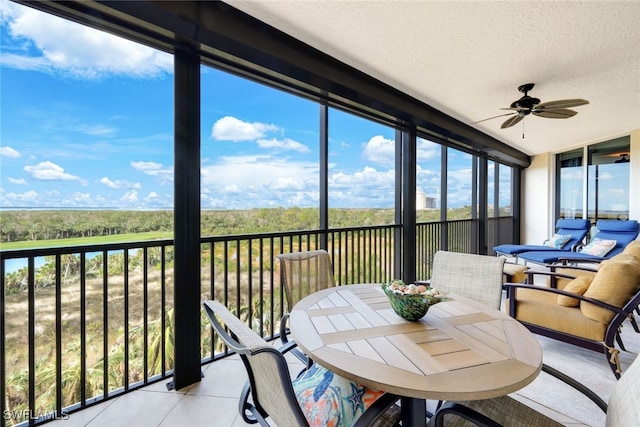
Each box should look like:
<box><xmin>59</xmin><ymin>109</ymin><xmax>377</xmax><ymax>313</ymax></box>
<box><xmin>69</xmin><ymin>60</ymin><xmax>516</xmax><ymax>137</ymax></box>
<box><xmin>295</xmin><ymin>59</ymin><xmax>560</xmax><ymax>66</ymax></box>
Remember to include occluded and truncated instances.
<box><xmin>522</xmin><ymin>152</ymin><xmax>554</xmax><ymax>244</ymax></box>
<box><xmin>631</xmin><ymin>129</ymin><xmax>640</xmax><ymax>222</ymax></box>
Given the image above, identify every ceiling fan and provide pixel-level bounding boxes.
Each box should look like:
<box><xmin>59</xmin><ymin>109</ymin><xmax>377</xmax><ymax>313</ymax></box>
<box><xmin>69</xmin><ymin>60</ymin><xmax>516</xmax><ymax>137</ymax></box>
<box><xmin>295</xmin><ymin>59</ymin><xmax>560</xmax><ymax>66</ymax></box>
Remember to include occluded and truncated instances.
<box><xmin>472</xmin><ymin>83</ymin><xmax>589</xmax><ymax>132</ymax></box>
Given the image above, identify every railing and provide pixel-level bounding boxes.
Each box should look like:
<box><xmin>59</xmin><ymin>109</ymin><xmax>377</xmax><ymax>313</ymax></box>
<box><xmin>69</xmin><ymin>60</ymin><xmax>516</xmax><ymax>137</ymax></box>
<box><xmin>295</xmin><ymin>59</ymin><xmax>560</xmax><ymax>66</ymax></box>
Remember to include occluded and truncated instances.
<box><xmin>415</xmin><ymin>219</ymin><xmax>478</xmax><ymax>279</ymax></box>
<box><xmin>1</xmin><ymin>219</ymin><xmax>481</xmax><ymax>426</ymax></box>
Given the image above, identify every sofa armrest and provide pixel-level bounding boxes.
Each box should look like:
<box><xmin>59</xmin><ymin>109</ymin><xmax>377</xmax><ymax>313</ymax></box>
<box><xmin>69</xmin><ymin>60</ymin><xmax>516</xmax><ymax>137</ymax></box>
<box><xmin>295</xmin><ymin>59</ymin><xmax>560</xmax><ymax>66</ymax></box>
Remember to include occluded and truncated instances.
<box><xmin>503</xmin><ymin>282</ymin><xmax>626</xmax><ymax>318</ymax></box>
<box><xmin>523</xmin><ymin>270</ymin><xmax>579</xmax><ymax>288</ymax></box>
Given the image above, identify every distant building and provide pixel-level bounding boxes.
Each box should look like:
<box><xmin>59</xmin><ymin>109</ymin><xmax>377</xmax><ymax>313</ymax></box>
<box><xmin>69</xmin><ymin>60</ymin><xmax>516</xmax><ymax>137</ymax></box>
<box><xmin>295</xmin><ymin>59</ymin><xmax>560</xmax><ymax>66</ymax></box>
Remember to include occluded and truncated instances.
<box><xmin>416</xmin><ymin>189</ymin><xmax>427</xmax><ymax>210</ymax></box>
<box><xmin>416</xmin><ymin>189</ymin><xmax>437</xmax><ymax>210</ymax></box>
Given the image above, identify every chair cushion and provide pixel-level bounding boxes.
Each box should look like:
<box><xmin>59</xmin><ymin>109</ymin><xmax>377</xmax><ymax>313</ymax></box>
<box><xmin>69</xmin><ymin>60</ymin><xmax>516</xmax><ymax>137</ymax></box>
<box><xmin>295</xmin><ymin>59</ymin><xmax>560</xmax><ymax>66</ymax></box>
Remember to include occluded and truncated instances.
<box><xmin>545</xmin><ymin>233</ymin><xmax>572</xmax><ymax>249</ymax></box>
<box><xmin>579</xmin><ymin>238</ymin><xmax>617</xmax><ymax>257</ymax></box>
<box><xmin>508</xmin><ymin>288</ymin><xmax>606</xmax><ymax>341</ymax></box>
<box><xmin>293</xmin><ymin>363</ymin><xmax>386</xmax><ymax>427</ymax></box>
<box><xmin>596</xmin><ymin>219</ymin><xmax>638</xmax><ymax>232</ymax></box>
<box><xmin>581</xmin><ymin>254</ymin><xmax>640</xmax><ymax>323</ymax></box>
<box><xmin>557</xmin><ymin>276</ymin><xmax>592</xmax><ymax>307</ymax></box>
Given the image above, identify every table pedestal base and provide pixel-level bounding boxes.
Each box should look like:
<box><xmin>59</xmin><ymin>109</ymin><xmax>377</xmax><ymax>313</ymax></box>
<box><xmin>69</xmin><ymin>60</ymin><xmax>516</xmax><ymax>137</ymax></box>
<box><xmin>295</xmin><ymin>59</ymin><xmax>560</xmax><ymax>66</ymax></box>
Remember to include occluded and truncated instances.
<box><xmin>401</xmin><ymin>397</ymin><xmax>427</xmax><ymax>426</ymax></box>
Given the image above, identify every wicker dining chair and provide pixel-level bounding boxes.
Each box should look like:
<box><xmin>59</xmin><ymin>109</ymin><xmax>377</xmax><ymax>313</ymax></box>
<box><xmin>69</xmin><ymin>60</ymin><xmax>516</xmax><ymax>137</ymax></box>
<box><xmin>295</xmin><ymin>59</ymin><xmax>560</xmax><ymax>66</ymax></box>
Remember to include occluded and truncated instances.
<box><xmin>203</xmin><ymin>300</ymin><xmax>401</xmax><ymax>427</ymax></box>
<box><xmin>277</xmin><ymin>249</ymin><xmax>336</xmax><ymax>365</ymax></box>
<box><xmin>428</xmin><ymin>355</ymin><xmax>640</xmax><ymax>426</ymax></box>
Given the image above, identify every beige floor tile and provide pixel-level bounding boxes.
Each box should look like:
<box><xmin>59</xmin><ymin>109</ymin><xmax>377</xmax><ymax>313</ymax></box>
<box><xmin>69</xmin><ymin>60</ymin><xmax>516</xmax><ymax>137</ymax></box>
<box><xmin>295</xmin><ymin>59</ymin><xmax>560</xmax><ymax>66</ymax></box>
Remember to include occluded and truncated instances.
<box><xmin>187</xmin><ymin>358</ymin><xmax>247</xmax><ymax>398</ymax></box>
<box><xmin>85</xmin><ymin>390</ymin><xmax>184</xmax><ymax>427</ymax></box>
<box><xmin>160</xmin><ymin>395</ymin><xmax>239</xmax><ymax>427</ymax></box>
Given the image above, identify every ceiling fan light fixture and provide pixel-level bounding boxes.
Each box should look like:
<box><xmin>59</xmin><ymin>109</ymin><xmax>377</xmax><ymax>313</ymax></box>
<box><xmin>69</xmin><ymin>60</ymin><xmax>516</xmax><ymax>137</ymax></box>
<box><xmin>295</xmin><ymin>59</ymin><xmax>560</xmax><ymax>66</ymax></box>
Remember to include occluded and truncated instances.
<box><xmin>510</xmin><ymin>95</ymin><xmax>541</xmax><ymax>111</ymax></box>
<box><xmin>471</xmin><ymin>83</ymin><xmax>589</xmax><ymax>130</ymax></box>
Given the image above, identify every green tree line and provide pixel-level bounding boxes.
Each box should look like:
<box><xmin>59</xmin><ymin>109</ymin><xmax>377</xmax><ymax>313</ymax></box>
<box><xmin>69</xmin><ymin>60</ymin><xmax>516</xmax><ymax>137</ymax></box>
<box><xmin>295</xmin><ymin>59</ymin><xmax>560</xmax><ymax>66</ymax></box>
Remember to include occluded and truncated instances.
<box><xmin>0</xmin><ymin>207</ymin><xmax>470</xmax><ymax>244</ymax></box>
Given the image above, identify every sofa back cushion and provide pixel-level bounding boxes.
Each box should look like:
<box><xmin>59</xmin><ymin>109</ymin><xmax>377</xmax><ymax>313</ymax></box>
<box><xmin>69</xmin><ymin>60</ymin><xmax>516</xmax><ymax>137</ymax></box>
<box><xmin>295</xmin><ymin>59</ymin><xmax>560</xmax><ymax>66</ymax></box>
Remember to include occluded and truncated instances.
<box><xmin>581</xmin><ymin>254</ymin><xmax>640</xmax><ymax>323</ymax></box>
<box><xmin>622</xmin><ymin>240</ymin><xmax>640</xmax><ymax>261</ymax></box>
<box><xmin>557</xmin><ymin>276</ymin><xmax>592</xmax><ymax>307</ymax></box>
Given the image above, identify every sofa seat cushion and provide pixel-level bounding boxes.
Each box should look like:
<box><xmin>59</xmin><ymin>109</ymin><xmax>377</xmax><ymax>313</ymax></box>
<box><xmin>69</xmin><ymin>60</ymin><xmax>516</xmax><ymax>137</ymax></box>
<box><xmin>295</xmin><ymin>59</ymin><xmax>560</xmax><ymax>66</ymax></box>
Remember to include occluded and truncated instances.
<box><xmin>503</xmin><ymin>263</ymin><xmax>529</xmax><ymax>283</ymax></box>
<box><xmin>581</xmin><ymin>254</ymin><xmax>640</xmax><ymax>323</ymax></box>
<box><xmin>508</xmin><ymin>287</ymin><xmax>606</xmax><ymax>341</ymax></box>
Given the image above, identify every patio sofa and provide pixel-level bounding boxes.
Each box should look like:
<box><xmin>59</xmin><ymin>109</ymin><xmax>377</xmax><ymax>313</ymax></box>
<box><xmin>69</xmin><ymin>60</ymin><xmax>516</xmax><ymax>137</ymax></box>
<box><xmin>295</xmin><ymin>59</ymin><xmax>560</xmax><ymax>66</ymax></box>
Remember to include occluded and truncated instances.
<box><xmin>505</xmin><ymin>244</ymin><xmax>640</xmax><ymax>378</ymax></box>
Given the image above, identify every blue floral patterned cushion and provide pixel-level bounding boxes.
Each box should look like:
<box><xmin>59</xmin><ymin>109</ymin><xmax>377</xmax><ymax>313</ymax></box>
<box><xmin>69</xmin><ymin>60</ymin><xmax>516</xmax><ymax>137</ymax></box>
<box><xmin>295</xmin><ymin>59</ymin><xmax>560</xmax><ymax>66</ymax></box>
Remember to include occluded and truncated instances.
<box><xmin>545</xmin><ymin>233</ymin><xmax>571</xmax><ymax>249</ymax></box>
<box><xmin>292</xmin><ymin>363</ymin><xmax>386</xmax><ymax>427</ymax></box>
<box><xmin>580</xmin><ymin>237</ymin><xmax>617</xmax><ymax>257</ymax></box>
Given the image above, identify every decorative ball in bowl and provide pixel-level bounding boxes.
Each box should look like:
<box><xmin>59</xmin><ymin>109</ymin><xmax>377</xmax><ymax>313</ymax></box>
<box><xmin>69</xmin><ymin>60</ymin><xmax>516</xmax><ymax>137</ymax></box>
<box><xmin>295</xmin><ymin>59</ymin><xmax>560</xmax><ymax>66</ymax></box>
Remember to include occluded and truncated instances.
<box><xmin>382</xmin><ymin>280</ymin><xmax>444</xmax><ymax>321</ymax></box>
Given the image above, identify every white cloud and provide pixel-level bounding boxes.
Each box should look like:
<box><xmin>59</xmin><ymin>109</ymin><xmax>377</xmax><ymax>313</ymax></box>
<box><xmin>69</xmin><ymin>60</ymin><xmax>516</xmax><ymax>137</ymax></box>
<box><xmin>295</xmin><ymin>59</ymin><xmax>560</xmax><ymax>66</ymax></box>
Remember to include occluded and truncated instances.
<box><xmin>363</xmin><ymin>136</ymin><xmax>441</xmax><ymax>166</ymax></box>
<box><xmin>417</xmin><ymin>138</ymin><xmax>441</xmax><ymax>162</ymax></box>
<box><xmin>199</xmin><ymin>152</ymin><xmax>400</xmax><ymax>209</ymax></box>
<box><xmin>131</xmin><ymin>160</ymin><xmax>163</xmax><ymax>172</ymax></box>
<box><xmin>23</xmin><ymin>161</ymin><xmax>85</xmax><ymax>184</ymax></box>
<box><xmin>99</xmin><ymin>176</ymin><xmax>141</xmax><ymax>189</ymax></box>
<box><xmin>200</xmin><ymin>155</ymin><xmax>320</xmax><ymax>208</ymax></box>
<box><xmin>1</xmin><ymin>1</ymin><xmax>172</xmax><ymax>79</ymax></box>
<box><xmin>8</xmin><ymin>177</ymin><xmax>27</xmax><ymax>185</ymax></box>
<box><xmin>131</xmin><ymin>160</ymin><xmax>173</xmax><ymax>184</ymax></box>
<box><xmin>202</xmin><ymin>155</ymin><xmax>317</xmax><ymax>188</ymax></box>
<box><xmin>256</xmin><ymin>138</ymin><xmax>310</xmax><ymax>152</ymax></box>
<box><xmin>211</xmin><ymin>116</ymin><xmax>280</xmax><ymax>141</ymax></box>
<box><xmin>2</xmin><ymin>190</ymin><xmax>38</xmax><ymax>202</ymax></box>
<box><xmin>362</xmin><ymin>135</ymin><xmax>394</xmax><ymax>165</ymax></box>
<box><xmin>0</xmin><ymin>146</ymin><xmax>21</xmax><ymax>158</ymax></box>
<box><xmin>121</xmin><ymin>190</ymin><xmax>138</xmax><ymax>202</ymax></box>
<box><xmin>144</xmin><ymin>191</ymin><xmax>159</xmax><ymax>201</ymax></box>
<box><xmin>72</xmin><ymin>192</ymin><xmax>92</xmax><ymax>204</ymax></box>
<box><xmin>78</xmin><ymin>124</ymin><xmax>117</xmax><ymax>136</ymax></box>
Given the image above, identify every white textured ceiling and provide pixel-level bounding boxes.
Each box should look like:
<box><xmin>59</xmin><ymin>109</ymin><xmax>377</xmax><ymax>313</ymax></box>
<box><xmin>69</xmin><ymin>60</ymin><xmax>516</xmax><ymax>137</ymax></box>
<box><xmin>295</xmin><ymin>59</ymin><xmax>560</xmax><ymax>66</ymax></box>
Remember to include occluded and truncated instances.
<box><xmin>228</xmin><ymin>1</ymin><xmax>640</xmax><ymax>156</ymax></box>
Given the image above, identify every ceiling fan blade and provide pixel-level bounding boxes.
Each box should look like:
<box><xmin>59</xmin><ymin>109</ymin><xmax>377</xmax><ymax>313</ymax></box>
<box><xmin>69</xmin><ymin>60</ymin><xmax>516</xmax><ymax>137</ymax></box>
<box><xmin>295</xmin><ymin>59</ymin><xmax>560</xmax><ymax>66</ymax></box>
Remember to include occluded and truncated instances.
<box><xmin>469</xmin><ymin>112</ymin><xmax>516</xmax><ymax>125</ymax></box>
<box><xmin>535</xmin><ymin>99</ymin><xmax>589</xmax><ymax>110</ymax></box>
<box><xmin>499</xmin><ymin>107</ymin><xmax>522</xmax><ymax>111</ymax></box>
<box><xmin>532</xmin><ymin>108</ymin><xmax>578</xmax><ymax>119</ymax></box>
<box><xmin>501</xmin><ymin>114</ymin><xmax>524</xmax><ymax>129</ymax></box>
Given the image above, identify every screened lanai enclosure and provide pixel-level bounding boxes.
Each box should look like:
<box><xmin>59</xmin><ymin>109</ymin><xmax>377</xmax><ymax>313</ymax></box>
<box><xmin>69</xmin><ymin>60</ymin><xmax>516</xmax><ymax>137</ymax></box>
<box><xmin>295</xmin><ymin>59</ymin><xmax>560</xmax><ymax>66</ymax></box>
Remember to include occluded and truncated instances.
<box><xmin>0</xmin><ymin>1</ymin><xmax>530</xmax><ymax>424</ymax></box>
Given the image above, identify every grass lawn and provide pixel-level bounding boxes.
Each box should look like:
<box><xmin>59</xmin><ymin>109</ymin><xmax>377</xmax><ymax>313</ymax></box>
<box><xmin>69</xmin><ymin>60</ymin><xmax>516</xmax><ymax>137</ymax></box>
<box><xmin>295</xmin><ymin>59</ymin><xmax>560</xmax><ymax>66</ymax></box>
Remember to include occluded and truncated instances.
<box><xmin>0</xmin><ymin>232</ymin><xmax>173</xmax><ymax>251</ymax></box>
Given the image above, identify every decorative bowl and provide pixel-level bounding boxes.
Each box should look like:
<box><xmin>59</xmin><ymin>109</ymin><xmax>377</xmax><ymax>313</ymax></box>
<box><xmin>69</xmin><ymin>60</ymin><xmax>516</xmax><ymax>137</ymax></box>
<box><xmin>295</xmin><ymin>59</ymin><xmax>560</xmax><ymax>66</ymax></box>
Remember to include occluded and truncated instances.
<box><xmin>382</xmin><ymin>280</ymin><xmax>443</xmax><ymax>321</ymax></box>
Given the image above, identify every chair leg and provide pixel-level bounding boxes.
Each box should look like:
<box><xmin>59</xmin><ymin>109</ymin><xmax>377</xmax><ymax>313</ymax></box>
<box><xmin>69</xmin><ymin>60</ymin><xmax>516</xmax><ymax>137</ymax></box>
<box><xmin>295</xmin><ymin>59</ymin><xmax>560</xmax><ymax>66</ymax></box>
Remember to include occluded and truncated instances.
<box><xmin>628</xmin><ymin>313</ymin><xmax>640</xmax><ymax>333</ymax></box>
<box><xmin>239</xmin><ymin>381</ymin><xmax>258</xmax><ymax>424</ymax></box>
<box><xmin>280</xmin><ymin>315</ymin><xmax>311</xmax><ymax>366</ymax></box>
<box><xmin>604</xmin><ymin>346</ymin><xmax>622</xmax><ymax>380</ymax></box>
<box><xmin>615</xmin><ymin>333</ymin><xmax>626</xmax><ymax>352</ymax></box>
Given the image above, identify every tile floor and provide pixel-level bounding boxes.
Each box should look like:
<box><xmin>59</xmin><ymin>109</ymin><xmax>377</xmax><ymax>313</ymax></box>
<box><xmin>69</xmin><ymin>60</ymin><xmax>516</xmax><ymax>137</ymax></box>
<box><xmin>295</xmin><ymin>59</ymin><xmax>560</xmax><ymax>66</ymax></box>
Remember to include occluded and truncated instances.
<box><xmin>44</xmin><ymin>285</ymin><xmax>638</xmax><ymax>427</ymax></box>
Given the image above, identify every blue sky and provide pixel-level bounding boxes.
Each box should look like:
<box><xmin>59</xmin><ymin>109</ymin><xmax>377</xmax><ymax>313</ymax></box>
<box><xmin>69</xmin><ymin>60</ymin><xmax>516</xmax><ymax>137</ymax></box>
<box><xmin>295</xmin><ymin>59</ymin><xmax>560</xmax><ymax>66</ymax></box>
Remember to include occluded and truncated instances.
<box><xmin>0</xmin><ymin>1</ymin><xmax>499</xmax><ymax>210</ymax></box>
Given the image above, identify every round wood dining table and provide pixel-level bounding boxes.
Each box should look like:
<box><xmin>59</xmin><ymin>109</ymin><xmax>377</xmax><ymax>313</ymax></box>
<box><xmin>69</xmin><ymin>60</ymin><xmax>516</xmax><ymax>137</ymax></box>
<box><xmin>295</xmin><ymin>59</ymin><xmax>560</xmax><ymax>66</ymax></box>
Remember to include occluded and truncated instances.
<box><xmin>289</xmin><ymin>283</ymin><xmax>543</xmax><ymax>426</ymax></box>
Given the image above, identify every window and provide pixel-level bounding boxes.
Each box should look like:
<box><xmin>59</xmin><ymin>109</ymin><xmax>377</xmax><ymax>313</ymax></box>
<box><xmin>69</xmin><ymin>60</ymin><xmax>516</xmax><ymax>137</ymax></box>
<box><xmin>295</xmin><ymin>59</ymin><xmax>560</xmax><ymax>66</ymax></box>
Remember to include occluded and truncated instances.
<box><xmin>416</xmin><ymin>137</ymin><xmax>441</xmax><ymax>222</ymax></box>
<box><xmin>447</xmin><ymin>147</ymin><xmax>474</xmax><ymax>220</ymax></box>
<box><xmin>587</xmin><ymin>137</ymin><xmax>630</xmax><ymax>221</ymax></box>
<box><xmin>556</xmin><ymin>137</ymin><xmax>630</xmax><ymax>223</ymax></box>
<box><xmin>557</xmin><ymin>149</ymin><xmax>584</xmax><ymax>219</ymax></box>
<box><xmin>327</xmin><ymin>108</ymin><xmax>396</xmax><ymax>227</ymax></box>
<box><xmin>200</xmin><ymin>65</ymin><xmax>319</xmax><ymax>232</ymax></box>
<box><xmin>498</xmin><ymin>163</ymin><xmax>512</xmax><ymax>216</ymax></box>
